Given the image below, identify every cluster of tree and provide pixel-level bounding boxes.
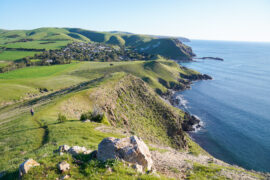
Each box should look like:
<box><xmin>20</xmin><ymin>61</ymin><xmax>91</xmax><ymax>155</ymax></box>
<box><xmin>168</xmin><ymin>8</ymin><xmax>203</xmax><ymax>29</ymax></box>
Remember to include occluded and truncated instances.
<box><xmin>0</xmin><ymin>58</ymin><xmax>35</xmax><ymax>73</ymax></box>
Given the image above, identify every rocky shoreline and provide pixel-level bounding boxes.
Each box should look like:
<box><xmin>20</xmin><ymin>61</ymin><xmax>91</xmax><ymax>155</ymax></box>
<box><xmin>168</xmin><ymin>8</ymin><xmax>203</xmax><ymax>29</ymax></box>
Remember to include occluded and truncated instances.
<box><xmin>161</xmin><ymin>72</ymin><xmax>212</xmax><ymax>132</ymax></box>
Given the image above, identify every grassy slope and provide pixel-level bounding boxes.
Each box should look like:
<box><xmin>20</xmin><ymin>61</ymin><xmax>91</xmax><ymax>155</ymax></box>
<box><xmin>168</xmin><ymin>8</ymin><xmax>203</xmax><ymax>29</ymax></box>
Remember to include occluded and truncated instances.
<box><xmin>0</xmin><ymin>51</ymin><xmax>42</xmax><ymax>61</ymax></box>
<box><xmin>0</xmin><ymin>59</ymin><xmax>197</xmax><ymax>105</ymax></box>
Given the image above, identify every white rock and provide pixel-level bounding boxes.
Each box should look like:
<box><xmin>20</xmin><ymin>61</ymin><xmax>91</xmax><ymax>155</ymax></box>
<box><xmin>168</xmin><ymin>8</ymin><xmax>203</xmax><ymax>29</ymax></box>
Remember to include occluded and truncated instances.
<box><xmin>19</xmin><ymin>159</ymin><xmax>40</xmax><ymax>177</ymax></box>
<box><xmin>68</xmin><ymin>146</ymin><xmax>87</xmax><ymax>155</ymax></box>
<box><xmin>58</xmin><ymin>161</ymin><xmax>70</xmax><ymax>172</ymax></box>
<box><xmin>59</xmin><ymin>145</ymin><xmax>70</xmax><ymax>152</ymax></box>
<box><xmin>97</xmin><ymin>136</ymin><xmax>153</xmax><ymax>171</ymax></box>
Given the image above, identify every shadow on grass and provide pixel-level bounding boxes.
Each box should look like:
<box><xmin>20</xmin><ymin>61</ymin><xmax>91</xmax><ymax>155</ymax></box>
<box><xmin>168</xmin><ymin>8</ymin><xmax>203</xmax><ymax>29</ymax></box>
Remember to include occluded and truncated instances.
<box><xmin>0</xmin><ymin>169</ymin><xmax>18</xmax><ymax>180</ymax></box>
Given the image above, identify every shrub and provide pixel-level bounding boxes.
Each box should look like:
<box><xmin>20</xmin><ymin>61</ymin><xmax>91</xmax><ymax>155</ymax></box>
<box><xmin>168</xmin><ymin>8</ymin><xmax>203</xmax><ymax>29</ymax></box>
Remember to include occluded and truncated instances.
<box><xmin>57</xmin><ymin>113</ymin><xmax>67</xmax><ymax>123</ymax></box>
<box><xmin>80</xmin><ymin>111</ymin><xmax>92</xmax><ymax>121</ymax></box>
<box><xmin>80</xmin><ymin>108</ymin><xmax>110</xmax><ymax>125</ymax></box>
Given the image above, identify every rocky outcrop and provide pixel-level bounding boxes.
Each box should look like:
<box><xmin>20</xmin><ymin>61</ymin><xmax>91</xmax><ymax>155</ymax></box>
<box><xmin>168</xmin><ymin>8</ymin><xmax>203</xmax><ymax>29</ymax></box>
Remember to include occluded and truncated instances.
<box><xmin>97</xmin><ymin>136</ymin><xmax>153</xmax><ymax>171</ymax></box>
<box><xmin>182</xmin><ymin>112</ymin><xmax>201</xmax><ymax>131</ymax></box>
<box><xmin>179</xmin><ymin>73</ymin><xmax>212</xmax><ymax>81</ymax></box>
<box><xmin>19</xmin><ymin>159</ymin><xmax>40</xmax><ymax>177</ymax></box>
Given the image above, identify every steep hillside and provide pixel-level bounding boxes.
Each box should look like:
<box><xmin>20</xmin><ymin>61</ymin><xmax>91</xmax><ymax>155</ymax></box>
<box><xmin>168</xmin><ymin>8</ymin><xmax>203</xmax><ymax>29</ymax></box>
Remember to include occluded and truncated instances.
<box><xmin>91</xmin><ymin>74</ymin><xmax>187</xmax><ymax>148</ymax></box>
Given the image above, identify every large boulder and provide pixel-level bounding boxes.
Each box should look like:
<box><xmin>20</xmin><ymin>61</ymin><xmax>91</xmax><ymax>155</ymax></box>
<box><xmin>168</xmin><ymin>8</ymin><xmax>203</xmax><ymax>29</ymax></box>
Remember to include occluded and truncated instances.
<box><xmin>19</xmin><ymin>159</ymin><xmax>40</xmax><ymax>177</ymax></box>
<box><xmin>97</xmin><ymin>136</ymin><xmax>153</xmax><ymax>171</ymax></box>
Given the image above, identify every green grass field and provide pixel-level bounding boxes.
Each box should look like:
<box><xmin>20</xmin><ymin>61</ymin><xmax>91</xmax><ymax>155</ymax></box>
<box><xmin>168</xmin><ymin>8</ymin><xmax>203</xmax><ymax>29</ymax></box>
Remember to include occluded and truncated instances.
<box><xmin>2</xmin><ymin>40</ymin><xmax>71</xmax><ymax>50</ymax></box>
<box><xmin>0</xmin><ymin>51</ymin><xmax>41</xmax><ymax>61</ymax></box>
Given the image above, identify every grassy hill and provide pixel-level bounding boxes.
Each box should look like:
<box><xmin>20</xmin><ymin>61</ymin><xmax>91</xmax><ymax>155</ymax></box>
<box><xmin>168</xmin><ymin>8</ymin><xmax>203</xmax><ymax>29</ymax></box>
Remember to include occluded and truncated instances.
<box><xmin>0</xmin><ymin>27</ymin><xmax>194</xmax><ymax>63</ymax></box>
<box><xmin>0</xmin><ymin>59</ymin><xmax>266</xmax><ymax>179</ymax></box>
<box><xmin>0</xmin><ymin>59</ymin><xmax>192</xmax><ymax>178</ymax></box>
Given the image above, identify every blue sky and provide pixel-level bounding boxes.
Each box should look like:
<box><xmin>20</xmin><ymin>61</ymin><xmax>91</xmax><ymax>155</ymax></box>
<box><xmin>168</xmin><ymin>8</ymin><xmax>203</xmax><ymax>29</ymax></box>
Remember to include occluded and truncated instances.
<box><xmin>1</xmin><ymin>0</ymin><xmax>269</xmax><ymax>42</ymax></box>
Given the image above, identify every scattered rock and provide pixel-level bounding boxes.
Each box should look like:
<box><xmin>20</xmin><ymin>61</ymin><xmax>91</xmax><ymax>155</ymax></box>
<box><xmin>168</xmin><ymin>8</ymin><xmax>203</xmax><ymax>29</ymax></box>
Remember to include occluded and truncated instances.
<box><xmin>97</xmin><ymin>136</ymin><xmax>153</xmax><ymax>171</ymax></box>
<box><xmin>59</xmin><ymin>145</ymin><xmax>70</xmax><ymax>153</ymax></box>
<box><xmin>58</xmin><ymin>145</ymin><xmax>92</xmax><ymax>156</ymax></box>
<box><xmin>132</xmin><ymin>164</ymin><xmax>144</xmax><ymax>173</ymax></box>
<box><xmin>19</xmin><ymin>159</ymin><xmax>40</xmax><ymax>177</ymax></box>
<box><xmin>68</xmin><ymin>146</ymin><xmax>92</xmax><ymax>155</ymax></box>
<box><xmin>58</xmin><ymin>161</ymin><xmax>70</xmax><ymax>172</ymax></box>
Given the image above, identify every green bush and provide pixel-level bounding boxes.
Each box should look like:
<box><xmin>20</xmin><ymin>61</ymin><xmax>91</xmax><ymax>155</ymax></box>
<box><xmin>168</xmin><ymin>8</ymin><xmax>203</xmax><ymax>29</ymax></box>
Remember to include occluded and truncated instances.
<box><xmin>57</xmin><ymin>113</ymin><xmax>67</xmax><ymax>123</ymax></box>
<box><xmin>80</xmin><ymin>111</ymin><xmax>92</xmax><ymax>121</ymax></box>
<box><xmin>80</xmin><ymin>111</ymin><xmax>110</xmax><ymax>125</ymax></box>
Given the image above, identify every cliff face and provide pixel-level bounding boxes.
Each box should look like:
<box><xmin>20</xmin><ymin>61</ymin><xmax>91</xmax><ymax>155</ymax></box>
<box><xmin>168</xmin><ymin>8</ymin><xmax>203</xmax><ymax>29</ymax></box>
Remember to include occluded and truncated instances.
<box><xmin>135</xmin><ymin>38</ymin><xmax>195</xmax><ymax>61</ymax></box>
<box><xmin>91</xmin><ymin>74</ymin><xmax>187</xmax><ymax>149</ymax></box>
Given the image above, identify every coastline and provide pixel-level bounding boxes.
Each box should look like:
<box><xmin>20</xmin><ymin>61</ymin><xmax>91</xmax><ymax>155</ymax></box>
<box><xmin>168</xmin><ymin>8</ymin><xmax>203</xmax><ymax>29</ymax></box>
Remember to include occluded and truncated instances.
<box><xmin>161</xmin><ymin>71</ymin><xmax>212</xmax><ymax>132</ymax></box>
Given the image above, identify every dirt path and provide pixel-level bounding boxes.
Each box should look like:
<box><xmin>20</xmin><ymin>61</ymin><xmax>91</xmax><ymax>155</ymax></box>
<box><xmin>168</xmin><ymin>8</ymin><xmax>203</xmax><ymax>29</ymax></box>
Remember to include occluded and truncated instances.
<box><xmin>151</xmin><ymin>145</ymin><xmax>263</xmax><ymax>180</ymax></box>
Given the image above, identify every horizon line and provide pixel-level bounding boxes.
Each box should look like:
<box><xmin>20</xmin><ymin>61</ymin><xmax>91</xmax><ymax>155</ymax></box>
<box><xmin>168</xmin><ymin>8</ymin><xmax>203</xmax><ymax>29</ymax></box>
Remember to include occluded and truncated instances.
<box><xmin>1</xmin><ymin>26</ymin><xmax>269</xmax><ymax>43</ymax></box>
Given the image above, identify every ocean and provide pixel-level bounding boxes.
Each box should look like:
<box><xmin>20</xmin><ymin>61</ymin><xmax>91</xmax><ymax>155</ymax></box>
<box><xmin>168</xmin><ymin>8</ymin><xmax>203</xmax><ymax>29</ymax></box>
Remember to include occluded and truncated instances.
<box><xmin>177</xmin><ymin>40</ymin><xmax>270</xmax><ymax>172</ymax></box>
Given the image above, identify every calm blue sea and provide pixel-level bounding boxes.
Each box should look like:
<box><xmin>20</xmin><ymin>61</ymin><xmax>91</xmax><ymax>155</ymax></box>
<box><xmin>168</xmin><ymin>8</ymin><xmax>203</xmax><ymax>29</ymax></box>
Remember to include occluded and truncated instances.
<box><xmin>177</xmin><ymin>40</ymin><xmax>270</xmax><ymax>172</ymax></box>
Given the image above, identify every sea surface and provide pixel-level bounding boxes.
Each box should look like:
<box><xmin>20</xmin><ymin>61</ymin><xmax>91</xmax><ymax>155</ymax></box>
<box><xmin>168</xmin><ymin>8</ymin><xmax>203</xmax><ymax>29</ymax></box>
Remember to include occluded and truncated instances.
<box><xmin>177</xmin><ymin>40</ymin><xmax>270</xmax><ymax>172</ymax></box>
